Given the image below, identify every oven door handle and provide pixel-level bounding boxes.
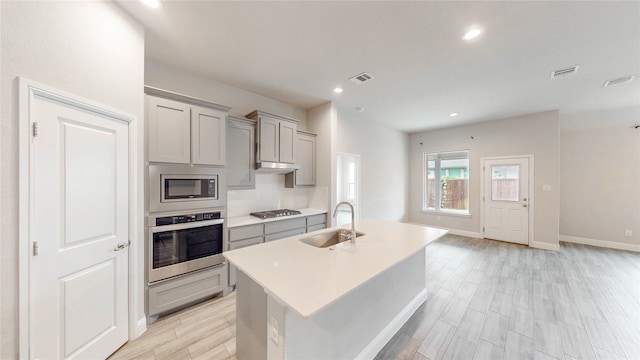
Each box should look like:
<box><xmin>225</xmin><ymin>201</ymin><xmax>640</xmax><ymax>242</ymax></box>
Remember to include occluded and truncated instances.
<box><xmin>151</xmin><ymin>219</ymin><xmax>224</xmax><ymax>233</ymax></box>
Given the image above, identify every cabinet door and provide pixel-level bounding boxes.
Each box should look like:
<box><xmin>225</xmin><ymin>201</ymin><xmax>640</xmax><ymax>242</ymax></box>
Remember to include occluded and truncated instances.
<box><xmin>279</xmin><ymin>121</ymin><xmax>296</xmax><ymax>164</ymax></box>
<box><xmin>228</xmin><ymin>236</ymin><xmax>263</xmax><ymax>287</ymax></box>
<box><xmin>296</xmin><ymin>134</ymin><xmax>316</xmax><ymax>185</ymax></box>
<box><xmin>226</xmin><ymin>119</ymin><xmax>256</xmax><ymax>189</ymax></box>
<box><xmin>191</xmin><ymin>105</ymin><xmax>225</xmax><ymax>166</ymax></box>
<box><xmin>258</xmin><ymin>116</ymin><xmax>279</xmax><ymax>162</ymax></box>
<box><xmin>147</xmin><ymin>95</ymin><xmax>191</xmax><ymax>164</ymax></box>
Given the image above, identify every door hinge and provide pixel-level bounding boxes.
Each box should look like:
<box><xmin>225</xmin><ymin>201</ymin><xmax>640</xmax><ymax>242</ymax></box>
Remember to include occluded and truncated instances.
<box><xmin>32</xmin><ymin>122</ymin><xmax>39</xmax><ymax>138</ymax></box>
<box><xmin>482</xmin><ymin>227</ymin><xmax>485</xmax><ymax>232</ymax></box>
<box><xmin>33</xmin><ymin>241</ymin><xmax>39</xmax><ymax>256</ymax></box>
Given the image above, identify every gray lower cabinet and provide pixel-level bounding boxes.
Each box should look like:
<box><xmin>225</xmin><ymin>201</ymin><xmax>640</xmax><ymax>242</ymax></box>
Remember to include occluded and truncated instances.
<box><xmin>228</xmin><ymin>224</ymin><xmax>264</xmax><ymax>287</ymax></box>
<box><xmin>147</xmin><ymin>264</ymin><xmax>227</xmax><ymax>317</ymax></box>
<box><xmin>264</xmin><ymin>217</ymin><xmax>306</xmax><ymax>241</ymax></box>
<box><xmin>227</xmin><ymin>116</ymin><xmax>256</xmax><ymax>189</ymax></box>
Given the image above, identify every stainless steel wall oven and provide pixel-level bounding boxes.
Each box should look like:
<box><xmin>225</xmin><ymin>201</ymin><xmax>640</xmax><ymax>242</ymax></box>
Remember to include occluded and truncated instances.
<box><xmin>148</xmin><ymin>210</ymin><xmax>225</xmax><ymax>283</ymax></box>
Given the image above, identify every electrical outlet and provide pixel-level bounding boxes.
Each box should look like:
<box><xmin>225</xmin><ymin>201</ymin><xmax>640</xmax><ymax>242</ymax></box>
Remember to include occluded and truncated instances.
<box><xmin>625</xmin><ymin>230</ymin><xmax>632</xmax><ymax>237</ymax></box>
<box><xmin>270</xmin><ymin>317</ymin><xmax>279</xmax><ymax>345</ymax></box>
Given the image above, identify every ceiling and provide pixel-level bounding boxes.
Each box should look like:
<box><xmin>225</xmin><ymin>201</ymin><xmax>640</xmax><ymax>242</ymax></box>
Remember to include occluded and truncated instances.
<box><xmin>118</xmin><ymin>1</ymin><xmax>640</xmax><ymax>133</ymax></box>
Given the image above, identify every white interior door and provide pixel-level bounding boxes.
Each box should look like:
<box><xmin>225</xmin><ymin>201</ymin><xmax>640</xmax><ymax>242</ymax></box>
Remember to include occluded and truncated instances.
<box><xmin>29</xmin><ymin>93</ymin><xmax>129</xmax><ymax>359</ymax></box>
<box><xmin>483</xmin><ymin>157</ymin><xmax>530</xmax><ymax>245</ymax></box>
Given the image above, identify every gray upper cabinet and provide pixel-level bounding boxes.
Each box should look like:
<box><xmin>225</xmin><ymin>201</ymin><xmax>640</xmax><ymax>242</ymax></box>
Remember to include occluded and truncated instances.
<box><xmin>147</xmin><ymin>96</ymin><xmax>191</xmax><ymax>164</ymax></box>
<box><xmin>286</xmin><ymin>131</ymin><xmax>317</xmax><ymax>187</ymax></box>
<box><xmin>247</xmin><ymin>110</ymin><xmax>299</xmax><ymax>164</ymax></box>
<box><xmin>145</xmin><ymin>87</ymin><xmax>230</xmax><ymax>165</ymax></box>
<box><xmin>226</xmin><ymin>116</ymin><xmax>256</xmax><ymax>189</ymax></box>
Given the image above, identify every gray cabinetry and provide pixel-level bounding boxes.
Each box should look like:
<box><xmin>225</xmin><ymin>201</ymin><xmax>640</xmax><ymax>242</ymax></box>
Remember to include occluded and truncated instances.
<box><xmin>247</xmin><ymin>110</ymin><xmax>299</xmax><ymax>164</ymax></box>
<box><xmin>228</xmin><ymin>224</ymin><xmax>264</xmax><ymax>287</ymax></box>
<box><xmin>264</xmin><ymin>217</ymin><xmax>306</xmax><ymax>242</ymax></box>
<box><xmin>147</xmin><ymin>265</ymin><xmax>227</xmax><ymax>317</ymax></box>
<box><xmin>226</xmin><ymin>116</ymin><xmax>256</xmax><ymax>189</ymax></box>
<box><xmin>145</xmin><ymin>88</ymin><xmax>230</xmax><ymax>165</ymax></box>
<box><xmin>286</xmin><ymin>131</ymin><xmax>317</xmax><ymax>187</ymax></box>
<box><xmin>306</xmin><ymin>213</ymin><xmax>327</xmax><ymax>232</ymax></box>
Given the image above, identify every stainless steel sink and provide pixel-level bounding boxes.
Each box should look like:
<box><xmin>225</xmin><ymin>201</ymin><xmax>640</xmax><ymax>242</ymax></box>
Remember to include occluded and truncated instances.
<box><xmin>299</xmin><ymin>229</ymin><xmax>365</xmax><ymax>248</ymax></box>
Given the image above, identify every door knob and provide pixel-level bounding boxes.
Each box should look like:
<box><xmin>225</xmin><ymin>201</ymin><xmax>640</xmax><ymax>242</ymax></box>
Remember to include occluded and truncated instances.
<box><xmin>522</xmin><ymin>204</ymin><xmax>528</xmax><ymax>208</ymax></box>
<box><xmin>114</xmin><ymin>241</ymin><xmax>130</xmax><ymax>252</ymax></box>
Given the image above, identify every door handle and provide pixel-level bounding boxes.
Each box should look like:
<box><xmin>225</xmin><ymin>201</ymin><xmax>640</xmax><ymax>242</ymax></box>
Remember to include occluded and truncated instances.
<box><xmin>522</xmin><ymin>204</ymin><xmax>528</xmax><ymax>208</ymax></box>
<box><xmin>114</xmin><ymin>241</ymin><xmax>130</xmax><ymax>252</ymax></box>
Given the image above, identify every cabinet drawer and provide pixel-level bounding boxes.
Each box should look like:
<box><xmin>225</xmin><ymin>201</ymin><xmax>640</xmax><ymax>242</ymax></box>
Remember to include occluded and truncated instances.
<box><xmin>229</xmin><ymin>236</ymin><xmax>263</xmax><ymax>250</ymax></box>
<box><xmin>228</xmin><ymin>237</ymin><xmax>262</xmax><ymax>287</ymax></box>
<box><xmin>265</xmin><ymin>228</ymin><xmax>306</xmax><ymax>242</ymax></box>
<box><xmin>148</xmin><ymin>265</ymin><xmax>227</xmax><ymax>316</ymax></box>
<box><xmin>307</xmin><ymin>224</ymin><xmax>326</xmax><ymax>233</ymax></box>
<box><xmin>229</xmin><ymin>224</ymin><xmax>264</xmax><ymax>242</ymax></box>
<box><xmin>264</xmin><ymin>217</ymin><xmax>306</xmax><ymax>235</ymax></box>
<box><xmin>306</xmin><ymin>214</ymin><xmax>327</xmax><ymax>227</ymax></box>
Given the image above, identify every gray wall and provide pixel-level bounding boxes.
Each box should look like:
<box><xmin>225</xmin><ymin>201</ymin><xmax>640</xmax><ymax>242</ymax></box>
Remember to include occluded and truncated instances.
<box><xmin>145</xmin><ymin>61</ymin><xmax>308</xmax><ymax>128</ymax></box>
<box><xmin>560</xmin><ymin>106</ymin><xmax>640</xmax><ymax>248</ymax></box>
<box><xmin>409</xmin><ymin>111</ymin><xmax>560</xmax><ymax>247</ymax></box>
<box><xmin>0</xmin><ymin>1</ymin><xmax>145</xmax><ymax>357</ymax></box>
<box><xmin>336</xmin><ymin>108</ymin><xmax>409</xmax><ymax>222</ymax></box>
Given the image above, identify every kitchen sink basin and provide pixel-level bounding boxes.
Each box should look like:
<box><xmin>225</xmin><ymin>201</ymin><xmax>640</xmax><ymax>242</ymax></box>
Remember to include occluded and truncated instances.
<box><xmin>300</xmin><ymin>229</ymin><xmax>365</xmax><ymax>248</ymax></box>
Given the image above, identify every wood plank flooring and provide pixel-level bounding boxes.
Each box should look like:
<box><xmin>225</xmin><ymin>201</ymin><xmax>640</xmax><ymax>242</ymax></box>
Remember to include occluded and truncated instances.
<box><xmin>110</xmin><ymin>234</ymin><xmax>640</xmax><ymax>360</ymax></box>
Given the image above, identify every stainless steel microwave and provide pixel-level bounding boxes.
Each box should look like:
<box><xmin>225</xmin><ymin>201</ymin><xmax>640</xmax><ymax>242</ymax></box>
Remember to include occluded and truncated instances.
<box><xmin>148</xmin><ymin>164</ymin><xmax>226</xmax><ymax>213</ymax></box>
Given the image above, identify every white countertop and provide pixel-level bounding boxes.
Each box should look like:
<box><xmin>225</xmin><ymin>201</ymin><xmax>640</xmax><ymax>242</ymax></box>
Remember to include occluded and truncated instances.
<box><xmin>227</xmin><ymin>208</ymin><xmax>327</xmax><ymax>228</ymax></box>
<box><xmin>223</xmin><ymin>219</ymin><xmax>448</xmax><ymax>318</ymax></box>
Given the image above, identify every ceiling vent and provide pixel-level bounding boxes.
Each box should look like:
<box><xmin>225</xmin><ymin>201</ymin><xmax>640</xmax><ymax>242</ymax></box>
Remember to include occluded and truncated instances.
<box><xmin>550</xmin><ymin>65</ymin><xmax>580</xmax><ymax>79</ymax></box>
<box><xmin>603</xmin><ymin>75</ymin><xmax>636</xmax><ymax>87</ymax></box>
<box><xmin>349</xmin><ymin>72</ymin><xmax>374</xmax><ymax>84</ymax></box>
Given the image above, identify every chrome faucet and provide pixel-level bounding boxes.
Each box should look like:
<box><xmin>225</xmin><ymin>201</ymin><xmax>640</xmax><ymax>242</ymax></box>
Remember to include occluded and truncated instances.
<box><xmin>333</xmin><ymin>201</ymin><xmax>356</xmax><ymax>244</ymax></box>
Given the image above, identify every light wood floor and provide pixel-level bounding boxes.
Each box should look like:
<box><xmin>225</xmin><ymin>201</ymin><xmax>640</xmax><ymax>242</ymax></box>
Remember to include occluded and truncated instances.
<box><xmin>110</xmin><ymin>234</ymin><xmax>640</xmax><ymax>360</ymax></box>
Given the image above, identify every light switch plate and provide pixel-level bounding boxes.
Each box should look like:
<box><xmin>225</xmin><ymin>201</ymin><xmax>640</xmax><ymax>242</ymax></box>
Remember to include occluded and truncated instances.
<box><xmin>270</xmin><ymin>317</ymin><xmax>279</xmax><ymax>345</ymax></box>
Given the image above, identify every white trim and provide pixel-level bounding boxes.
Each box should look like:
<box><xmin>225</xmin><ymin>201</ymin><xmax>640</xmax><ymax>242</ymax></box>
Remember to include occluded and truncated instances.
<box><xmin>420</xmin><ymin>209</ymin><xmax>471</xmax><ymax>218</ymax></box>
<box><xmin>530</xmin><ymin>240</ymin><xmax>560</xmax><ymax>251</ymax></box>
<box><xmin>354</xmin><ymin>288</ymin><xmax>427</xmax><ymax>360</ymax></box>
<box><xmin>407</xmin><ymin>223</ymin><xmax>482</xmax><ymax>239</ymax></box>
<box><xmin>560</xmin><ymin>235</ymin><xmax>640</xmax><ymax>252</ymax></box>
<box><xmin>480</xmin><ymin>155</ymin><xmax>535</xmax><ymax>246</ymax></box>
<box><xmin>18</xmin><ymin>77</ymin><xmax>140</xmax><ymax>357</ymax></box>
<box><xmin>135</xmin><ymin>316</ymin><xmax>148</xmax><ymax>338</ymax></box>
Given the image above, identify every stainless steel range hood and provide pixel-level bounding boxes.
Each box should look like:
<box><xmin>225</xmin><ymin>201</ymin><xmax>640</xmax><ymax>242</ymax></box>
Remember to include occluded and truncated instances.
<box><xmin>256</xmin><ymin>161</ymin><xmax>300</xmax><ymax>174</ymax></box>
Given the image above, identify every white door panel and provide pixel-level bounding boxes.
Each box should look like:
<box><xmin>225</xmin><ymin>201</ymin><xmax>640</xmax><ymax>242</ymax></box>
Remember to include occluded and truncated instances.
<box><xmin>483</xmin><ymin>157</ymin><xmax>530</xmax><ymax>245</ymax></box>
<box><xmin>30</xmin><ymin>93</ymin><xmax>128</xmax><ymax>359</ymax></box>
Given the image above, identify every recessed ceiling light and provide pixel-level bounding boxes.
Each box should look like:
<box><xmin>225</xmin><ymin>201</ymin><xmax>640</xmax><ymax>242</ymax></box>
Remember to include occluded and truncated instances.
<box><xmin>449</xmin><ymin>113</ymin><xmax>459</xmax><ymax>117</ymax></box>
<box><xmin>462</xmin><ymin>28</ymin><xmax>482</xmax><ymax>41</ymax></box>
<box><xmin>140</xmin><ymin>0</ymin><xmax>160</xmax><ymax>8</ymax></box>
<box><xmin>334</xmin><ymin>87</ymin><xmax>343</xmax><ymax>93</ymax></box>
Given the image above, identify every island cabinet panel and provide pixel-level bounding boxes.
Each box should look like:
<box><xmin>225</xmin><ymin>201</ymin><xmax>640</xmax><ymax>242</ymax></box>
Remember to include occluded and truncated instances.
<box><xmin>147</xmin><ymin>96</ymin><xmax>191</xmax><ymax>164</ymax></box>
<box><xmin>226</xmin><ymin>116</ymin><xmax>256</xmax><ymax>189</ymax></box>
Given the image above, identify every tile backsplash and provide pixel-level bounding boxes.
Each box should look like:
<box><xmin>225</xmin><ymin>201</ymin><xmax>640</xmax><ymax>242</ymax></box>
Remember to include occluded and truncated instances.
<box><xmin>227</xmin><ymin>173</ymin><xmax>328</xmax><ymax>217</ymax></box>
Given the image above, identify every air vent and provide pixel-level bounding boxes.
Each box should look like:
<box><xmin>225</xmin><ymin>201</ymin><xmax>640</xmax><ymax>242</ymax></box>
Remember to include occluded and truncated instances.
<box><xmin>550</xmin><ymin>65</ymin><xmax>580</xmax><ymax>79</ymax></box>
<box><xmin>349</xmin><ymin>72</ymin><xmax>374</xmax><ymax>84</ymax></box>
<box><xmin>603</xmin><ymin>75</ymin><xmax>635</xmax><ymax>87</ymax></box>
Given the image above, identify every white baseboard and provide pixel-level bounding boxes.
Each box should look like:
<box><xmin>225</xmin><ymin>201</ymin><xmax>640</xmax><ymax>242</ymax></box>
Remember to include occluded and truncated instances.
<box><xmin>355</xmin><ymin>288</ymin><xmax>427</xmax><ymax>360</ymax></box>
<box><xmin>530</xmin><ymin>240</ymin><xmax>560</xmax><ymax>251</ymax></box>
<box><xmin>407</xmin><ymin>222</ymin><xmax>482</xmax><ymax>239</ymax></box>
<box><xmin>134</xmin><ymin>316</ymin><xmax>147</xmax><ymax>339</ymax></box>
<box><xmin>560</xmin><ymin>235</ymin><xmax>640</xmax><ymax>252</ymax></box>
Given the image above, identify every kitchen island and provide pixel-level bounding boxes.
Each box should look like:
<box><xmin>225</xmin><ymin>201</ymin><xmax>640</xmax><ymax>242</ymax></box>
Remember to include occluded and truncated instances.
<box><xmin>223</xmin><ymin>219</ymin><xmax>447</xmax><ymax>360</ymax></box>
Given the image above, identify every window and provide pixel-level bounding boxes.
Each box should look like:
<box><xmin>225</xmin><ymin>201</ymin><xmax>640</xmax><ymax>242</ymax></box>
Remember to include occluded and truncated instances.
<box><xmin>423</xmin><ymin>150</ymin><xmax>469</xmax><ymax>215</ymax></box>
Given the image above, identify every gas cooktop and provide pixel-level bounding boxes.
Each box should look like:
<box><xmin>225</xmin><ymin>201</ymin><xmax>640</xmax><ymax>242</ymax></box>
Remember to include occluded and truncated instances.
<box><xmin>250</xmin><ymin>209</ymin><xmax>302</xmax><ymax>219</ymax></box>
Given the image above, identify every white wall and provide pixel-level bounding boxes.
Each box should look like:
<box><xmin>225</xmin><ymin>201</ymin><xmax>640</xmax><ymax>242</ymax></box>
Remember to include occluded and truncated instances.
<box><xmin>145</xmin><ymin>61</ymin><xmax>308</xmax><ymax>128</ymax></box>
<box><xmin>560</xmin><ymin>106</ymin><xmax>640</xmax><ymax>249</ymax></box>
<box><xmin>307</xmin><ymin>102</ymin><xmax>337</xmax><ymax>221</ymax></box>
<box><xmin>409</xmin><ymin>111</ymin><xmax>560</xmax><ymax>247</ymax></box>
<box><xmin>0</xmin><ymin>1</ymin><xmax>145</xmax><ymax>357</ymax></box>
<box><xmin>336</xmin><ymin>108</ymin><xmax>409</xmax><ymax>222</ymax></box>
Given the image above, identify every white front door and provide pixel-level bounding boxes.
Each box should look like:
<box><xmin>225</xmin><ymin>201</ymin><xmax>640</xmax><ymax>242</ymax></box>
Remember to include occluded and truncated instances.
<box><xmin>29</xmin><ymin>92</ymin><xmax>129</xmax><ymax>359</ymax></box>
<box><xmin>483</xmin><ymin>157</ymin><xmax>530</xmax><ymax>245</ymax></box>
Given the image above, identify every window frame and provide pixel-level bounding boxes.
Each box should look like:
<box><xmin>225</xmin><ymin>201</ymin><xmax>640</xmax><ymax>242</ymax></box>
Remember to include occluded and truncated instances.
<box><xmin>422</xmin><ymin>149</ymin><xmax>471</xmax><ymax>216</ymax></box>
